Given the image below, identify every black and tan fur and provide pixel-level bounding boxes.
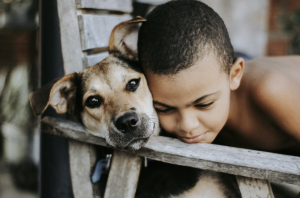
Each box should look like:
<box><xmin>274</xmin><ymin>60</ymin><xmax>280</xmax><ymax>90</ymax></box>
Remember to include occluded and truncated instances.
<box><xmin>30</xmin><ymin>17</ymin><xmax>241</xmax><ymax>198</ymax></box>
<box><xmin>30</xmin><ymin>17</ymin><xmax>159</xmax><ymax>150</ymax></box>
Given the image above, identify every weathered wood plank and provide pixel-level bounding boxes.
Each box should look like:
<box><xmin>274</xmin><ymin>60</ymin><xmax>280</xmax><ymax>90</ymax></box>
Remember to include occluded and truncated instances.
<box><xmin>57</xmin><ymin>1</ymin><xmax>135</xmax><ymax>197</ymax></box>
<box><xmin>78</xmin><ymin>14</ymin><xmax>132</xmax><ymax>50</ymax></box>
<box><xmin>84</xmin><ymin>52</ymin><xmax>109</xmax><ymax>68</ymax></box>
<box><xmin>75</xmin><ymin>0</ymin><xmax>133</xmax><ymax>13</ymax></box>
<box><xmin>57</xmin><ymin>0</ymin><xmax>97</xmax><ymax>197</ymax></box>
<box><xmin>104</xmin><ymin>150</ymin><xmax>142</xmax><ymax>198</ymax></box>
<box><xmin>236</xmin><ymin>176</ymin><xmax>274</xmax><ymax>198</ymax></box>
<box><xmin>57</xmin><ymin>0</ymin><xmax>84</xmax><ymax>74</ymax></box>
<box><xmin>41</xmin><ymin>117</ymin><xmax>300</xmax><ymax>185</ymax></box>
<box><xmin>68</xmin><ymin>140</ymin><xmax>98</xmax><ymax>198</ymax></box>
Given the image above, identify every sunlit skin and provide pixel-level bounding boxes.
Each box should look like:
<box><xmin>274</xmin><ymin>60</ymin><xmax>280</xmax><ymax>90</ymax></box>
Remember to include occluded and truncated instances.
<box><xmin>145</xmin><ymin>54</ymin><xmax>241</xmax><ymax>144</ymax></box>
<box><xmin>145</xmin><ymin>55</ymin><xmax>300</xmax><ymax>155</ymax></box>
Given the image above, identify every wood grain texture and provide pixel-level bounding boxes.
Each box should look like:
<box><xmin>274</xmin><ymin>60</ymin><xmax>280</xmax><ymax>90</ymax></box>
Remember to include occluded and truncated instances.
<box><xmin>57</xmin><ymin>1</ymin><xmax>96</xmax><ymax>196</ymax></box>
<box><xmin>78</xmin><ymin>14</ymin><xmax>132</xmax><ymax>50</ymax></box>
<box><xmin>75</xmin><ymin>0</ymin><xmax>133</xmax><ymax>13</ymax></box>
<box><xmin>41</xmin><ymin>117</ymin><xmax>300</xmax><ymax>185</ymax></box>
<box><xmin>236</xmin><ymin>176</ymin><xmax>274</xmax><ymax>198</ymax></box>
<box><xmin>68</xmin><ymin>140</ymin><xmax>98</xmax><ymax>198</ymax></box>
<box><xmin>57</xmin><ymin>0</ymin><xmax>84</xmax><ymax>75</ymax></box>
<box><xmin>57</xmin><ymin>1</ymin><xmax>135</xmax><ymax>197</ymax></box>
<box><xmin>104</xmin><ymin>150</ymin><xmax>142</xmax><ymax>198</ymax></box>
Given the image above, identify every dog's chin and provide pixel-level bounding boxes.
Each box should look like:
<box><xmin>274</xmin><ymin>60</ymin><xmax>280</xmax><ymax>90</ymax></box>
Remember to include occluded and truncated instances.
<box><xmin>125</xmin><ymin>137</ymin><xmax>149</xmax><ymax>150</ymax></box>
<box><xmin>107</xmin><ymin>136</ymin><xmax>150</xmax><ymax>150</ymax></box>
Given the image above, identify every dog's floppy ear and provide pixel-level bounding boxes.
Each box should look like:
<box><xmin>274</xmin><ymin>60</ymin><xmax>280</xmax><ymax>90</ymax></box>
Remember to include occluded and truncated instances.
<box><xmin>109</xmin><ymin>16</ymin><xmax>146</xmax><ymax>61</ymax></box>
<box><xmin>29</xmin><ymin>73</ymin><xmax>80</xmax><ymax>115</ymax></box>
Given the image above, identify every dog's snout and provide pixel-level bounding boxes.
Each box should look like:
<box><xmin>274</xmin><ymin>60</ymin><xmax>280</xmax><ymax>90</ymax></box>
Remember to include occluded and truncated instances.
<box><xmin>115</xmin><ymin>112</ymin><xmax>139</xmax><ymax>133</ymax></box>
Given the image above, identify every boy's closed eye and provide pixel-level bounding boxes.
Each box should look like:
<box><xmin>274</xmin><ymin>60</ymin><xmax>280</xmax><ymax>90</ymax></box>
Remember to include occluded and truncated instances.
<box><xmin>154</xmin><ymin>101</ymin><xmax>215</xmax><ymax>115</ymax></box>
<box><xmin>153</xmin><ymin>90</ymin><xmax>220</xmax><ymax>115</ymax></box>
<box><xmin>153</xmin><ymin>102</ymin><xmax>175</xmax><ymax>115</ymax></box>
<box><xmin>195</xmin><ymin>101</ymin><xmax>214</xmax><ymax>109</ymax></box>
<box><xmin>154</xmin><ymin>107</ymin><xmax>174</xmax><ymax>115</ymax></box>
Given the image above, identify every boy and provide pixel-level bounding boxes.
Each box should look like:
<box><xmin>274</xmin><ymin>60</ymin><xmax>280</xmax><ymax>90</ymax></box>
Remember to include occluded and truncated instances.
<box><xmin>138</xmin><ymin>0</ymin><xmax>300</xmax><ymax>156</ymax></box>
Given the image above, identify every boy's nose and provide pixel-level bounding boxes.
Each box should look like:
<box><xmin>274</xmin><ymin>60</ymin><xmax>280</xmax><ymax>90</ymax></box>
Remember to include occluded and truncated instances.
<box><xmin>177</xmin><ymin>115</ymin><xmax>200</xmax><ymax>134</ymax></box>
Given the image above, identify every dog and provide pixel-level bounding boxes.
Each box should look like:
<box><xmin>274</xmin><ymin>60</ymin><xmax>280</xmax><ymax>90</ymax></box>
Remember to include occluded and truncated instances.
<box><xmin>30</xmin><ymin>17</ymin><xmax>241</xmax><ymax>198</ymax></box>
<box><xmin>30</xmin><ymin>17</ymin><xmax>159</xmax><ymax>150</ymax></box>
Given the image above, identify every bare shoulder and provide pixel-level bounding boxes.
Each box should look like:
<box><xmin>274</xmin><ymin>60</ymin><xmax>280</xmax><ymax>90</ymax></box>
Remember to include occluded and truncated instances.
<box><xmin>248</xmin><ymin>68</ymin><xmax>294</xmax><ymax>108</ymax></box>
<box><xmin>244</xmin><ymin>56</ymin><xmax>300</xmax><ymax>99</ymax></box>
<box><xmin>244</xmin><ymin>56</ymin><xmax>300</xmax><ymax>106</ymax></box>
<box><xmin>242</xmin><ymin>56</ymin><xmax>300</xmax><ymax>141</ymax></box>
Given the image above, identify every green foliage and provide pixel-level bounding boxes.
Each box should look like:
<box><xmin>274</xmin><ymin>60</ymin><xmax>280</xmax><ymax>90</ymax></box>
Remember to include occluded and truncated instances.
<box><xmin>281</xmin><ymin>9</ymin><xmax>300</xmax><ymax>55</ymax></box>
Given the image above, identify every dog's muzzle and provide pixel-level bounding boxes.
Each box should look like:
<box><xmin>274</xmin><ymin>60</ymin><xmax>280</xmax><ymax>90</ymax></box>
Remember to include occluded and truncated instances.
<box><xmin>109</xmin><ymin>112</ymin><xmax>155</xmax><ymax>150</ymax></box>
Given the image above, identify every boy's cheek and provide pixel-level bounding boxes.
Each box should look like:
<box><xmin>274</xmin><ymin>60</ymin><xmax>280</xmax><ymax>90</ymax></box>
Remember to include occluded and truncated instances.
<box><xmin>157</xmin><ymin>115</ymin><xmax>176</xmax><ymax>133</ymax></box>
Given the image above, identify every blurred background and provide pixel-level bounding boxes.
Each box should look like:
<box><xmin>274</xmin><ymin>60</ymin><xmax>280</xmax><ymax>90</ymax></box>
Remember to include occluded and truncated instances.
<box><xmin>0</xmin><ymin>0</ymin><xmax>38</xmax><ymax>197</ymax></box>
<box><xmin>0</xmin><ymin>0</ymin><xmax>299</xmax><ymax>197</ymax></box>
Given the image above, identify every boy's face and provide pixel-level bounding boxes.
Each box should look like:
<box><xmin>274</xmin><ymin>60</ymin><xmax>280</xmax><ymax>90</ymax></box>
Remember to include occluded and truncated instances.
<box><xmin>145</xmin><ymin>55</ymin><xmax>233</xmax><ymax>144</ymax></box>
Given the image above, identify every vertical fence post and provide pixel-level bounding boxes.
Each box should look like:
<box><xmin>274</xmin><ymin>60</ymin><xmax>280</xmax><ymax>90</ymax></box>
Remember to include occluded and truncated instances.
<box><xmin>40</xmin><ymin>0</ymin><xmax>74</xmax><ymax>197</ymax></box>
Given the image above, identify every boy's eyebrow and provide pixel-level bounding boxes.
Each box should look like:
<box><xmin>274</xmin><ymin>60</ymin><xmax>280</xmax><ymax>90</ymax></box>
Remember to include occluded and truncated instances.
<box><xmin>153</xmin><ymin>91</ymin><xmax>220</xmax><ymax>108</ymax></box>
<box><xmin>153</xmin><ymin>101</ymin><xmax>174</xmax><ymax>108</ymax></box>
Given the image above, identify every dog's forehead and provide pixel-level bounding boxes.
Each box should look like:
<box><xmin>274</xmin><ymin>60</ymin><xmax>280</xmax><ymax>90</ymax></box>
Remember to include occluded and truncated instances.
<box><xmin>81</xmin><ymin>56</ymin><xmax>142</xmax><ymax>91</ymax></box>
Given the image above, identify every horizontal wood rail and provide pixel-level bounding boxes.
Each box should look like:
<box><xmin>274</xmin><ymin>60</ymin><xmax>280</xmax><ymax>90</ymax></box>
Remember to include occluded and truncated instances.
<box><xmin>75</xmin><ymin>0</ymin><xmax>133</xmax><ymax>13</ymax></box>
<box><xmin>41</xmin><ymin>116</ymin><xmax>300</xmax><ymax>185</ymax></box>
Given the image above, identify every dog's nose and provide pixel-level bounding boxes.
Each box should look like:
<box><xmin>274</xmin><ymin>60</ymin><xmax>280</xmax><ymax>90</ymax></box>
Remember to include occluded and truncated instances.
<box><xmin>115</xmin><ymin>112</ymin><xmax>139</xmax><ymax>133</ymax></box>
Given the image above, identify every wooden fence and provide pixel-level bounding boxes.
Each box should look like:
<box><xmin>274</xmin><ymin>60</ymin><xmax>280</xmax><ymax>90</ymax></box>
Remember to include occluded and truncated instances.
<box><xmin>48</xmin><ymin>0</ymin><xmax>300</xmax><ymax>197</ymax></box>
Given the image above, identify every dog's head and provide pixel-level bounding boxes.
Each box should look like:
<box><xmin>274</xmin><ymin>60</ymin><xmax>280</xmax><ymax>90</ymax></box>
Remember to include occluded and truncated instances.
<box><xmin>30</xmin><ymin>17</ymin><xmax>160</xmax><ymax>150</ymax></box>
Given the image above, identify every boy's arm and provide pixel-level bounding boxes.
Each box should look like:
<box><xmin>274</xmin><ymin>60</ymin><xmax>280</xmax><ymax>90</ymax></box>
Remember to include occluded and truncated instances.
<box><xmin>252</xmin><ymin>71</ymin><xmax>300</xmax><ymax>144</ymax></box>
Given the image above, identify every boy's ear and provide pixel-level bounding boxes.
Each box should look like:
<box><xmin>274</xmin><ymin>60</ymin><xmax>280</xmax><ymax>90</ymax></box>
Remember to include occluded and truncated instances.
<box><xmin>29</xmin><ymin>73</ymin><xmax>80</xmax><ymax>115</ymax></box>
<box><xmin>230</xmin><ymin>58</ymin><xmax>244</xmax><ymax>90</ymax></box>
<box><xmin>109</xmin><ymin>16</ymin><xmax>146</xmax><ymax>61</ymax></box>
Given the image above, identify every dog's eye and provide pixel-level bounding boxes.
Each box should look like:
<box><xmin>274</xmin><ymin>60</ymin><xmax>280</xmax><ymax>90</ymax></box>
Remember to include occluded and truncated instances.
<box><xmin>126</xmin><ymin>78</ymin><xmax>140</xmax><ymax>92</ymax></box>
<box><xmin>85</xmin><ymin>95</ymin><xmax>102</xmax><ymax>108</ymax></box>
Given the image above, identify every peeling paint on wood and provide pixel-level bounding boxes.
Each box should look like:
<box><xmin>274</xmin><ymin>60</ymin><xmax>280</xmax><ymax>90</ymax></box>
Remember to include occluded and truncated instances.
<box><xmin>236</xmin><ymin>176</ymin><xmax>275</xmax><ymax>198</ymax></box>
<box><xmin>104</xmin><ymin>150</ymin><xmax>142</xmax><ymax>198</ymax></box>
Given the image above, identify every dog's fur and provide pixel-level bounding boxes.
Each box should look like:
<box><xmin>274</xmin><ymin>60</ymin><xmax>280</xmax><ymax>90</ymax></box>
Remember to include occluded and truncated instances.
<box><xmin>30</xmin><ymin>17</ymin><xmax>159</xmax><ymax>150</ymax></box>
<box><xmin>30</xmin><ymin>17</ymin><xmax>241</xmax><ymax>198</ymax></box>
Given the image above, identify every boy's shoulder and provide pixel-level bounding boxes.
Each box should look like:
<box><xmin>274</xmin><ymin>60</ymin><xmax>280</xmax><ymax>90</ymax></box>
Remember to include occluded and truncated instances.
<box><xmin>242</xmin><ymin>55</ymin><xmax>300</xmax><ymax>143</ymax></box>
<box><xmin>244</xmin><ymin>55</ymin><xmax>300</xmax><ymax>101</ymax></box>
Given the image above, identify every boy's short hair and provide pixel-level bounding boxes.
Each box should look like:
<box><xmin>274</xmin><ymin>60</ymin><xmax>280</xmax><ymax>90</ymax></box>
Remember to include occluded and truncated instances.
<box><xmin>138</xmin><ymin>0</ymin><xmax>234</xmax><ymax>75</ymax></box>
